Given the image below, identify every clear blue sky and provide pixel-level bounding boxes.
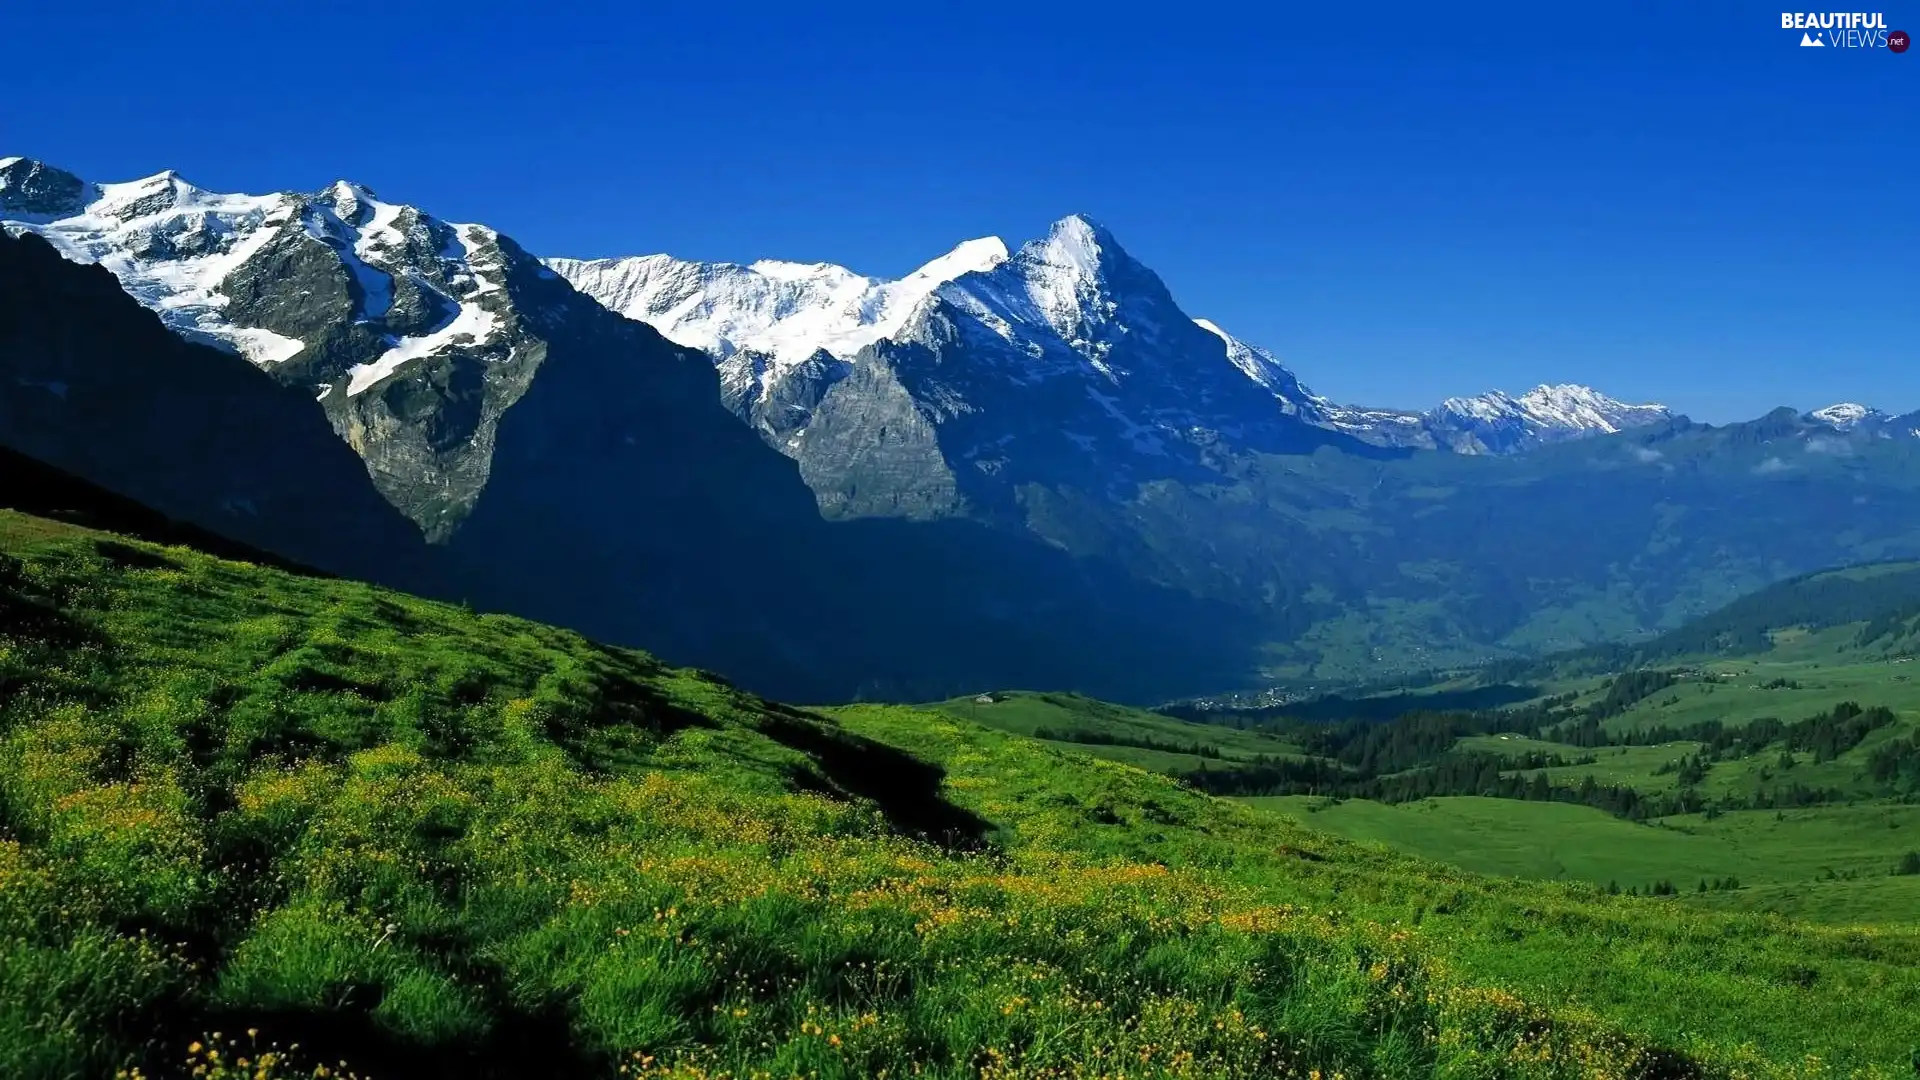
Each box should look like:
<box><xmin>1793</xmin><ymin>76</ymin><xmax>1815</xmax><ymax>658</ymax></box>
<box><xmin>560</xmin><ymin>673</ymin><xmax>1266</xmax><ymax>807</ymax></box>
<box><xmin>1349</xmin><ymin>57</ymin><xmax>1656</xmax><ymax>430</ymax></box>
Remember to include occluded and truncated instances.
<box><xmin>9</xmin><ymin>1</ymin><xmax>1914</xmax><ymax>420</ymax></box>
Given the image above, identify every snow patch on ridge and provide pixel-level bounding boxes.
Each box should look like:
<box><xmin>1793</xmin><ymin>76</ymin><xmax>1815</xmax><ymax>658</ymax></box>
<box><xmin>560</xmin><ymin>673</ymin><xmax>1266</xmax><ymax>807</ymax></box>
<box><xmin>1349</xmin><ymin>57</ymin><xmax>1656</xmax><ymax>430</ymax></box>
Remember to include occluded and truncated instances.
<box><xmin>548</xmin><ymin>235</ymin><xmax>1010</xmax><ymax>383</ymax></box>
<box><xmin>348</xmin><ymin>223</ymin><xmax>505</xmax><ymax>395</ymax></box>
<box><xmin>1</xmin><ymin>160</ymin><xmax>516</xmax><ymax>389</ymax></box>
<box><xmin>5</xmin><ymin>168</ymin><xmax>305</xmax><ymax>364</ymax></box>
<box><xmin>349</xmin><ymin>302</ymin><xmax>500</xmax><ymax>396</ymax></box>
<box><xmin>1810</xmin><ymin>403</ymin><xmax>1881</xmax><ymax>430</ymax></box>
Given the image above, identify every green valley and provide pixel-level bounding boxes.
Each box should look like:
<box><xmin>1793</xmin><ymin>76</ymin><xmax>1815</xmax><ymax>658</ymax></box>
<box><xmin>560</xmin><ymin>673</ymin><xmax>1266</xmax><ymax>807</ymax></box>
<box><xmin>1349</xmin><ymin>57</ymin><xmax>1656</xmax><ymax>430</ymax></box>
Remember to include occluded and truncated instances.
<box><xmin>1154</xmin><ymin>562</ymin><xmax>1920</xmax><ymax>934</ymax></box>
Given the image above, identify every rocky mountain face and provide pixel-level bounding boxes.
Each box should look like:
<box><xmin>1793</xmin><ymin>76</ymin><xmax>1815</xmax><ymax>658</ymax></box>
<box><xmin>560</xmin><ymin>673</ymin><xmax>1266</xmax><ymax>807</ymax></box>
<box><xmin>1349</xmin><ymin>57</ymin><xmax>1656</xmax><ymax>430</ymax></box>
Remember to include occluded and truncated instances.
<box><xmin>0</xmin><ymin>228</ymin><xmax>435</xmax><ymax>587</ymax></box>
<box><xmin>0</xmin><ymin>160</ymin><xmax>1260</xmax><ymax>703</ymax></box>
<box><xmin>562</xmin><ymin>216</ymin><xmax>1381</xmax><ymax>531</ymax></box>
<box><xmin>790</xmin><ymin>216</ymin><xmax>1381</xmax><ymax>526</ymax></box>
<box><xmin>4</xmin><ymin>158</ymin><xmax>624</xmax><ymax>542</ymax></box>
<box><xmin>555</xmin><ymin>222</ymin><xmax>1673</xmax><ymax>467</ymax></box>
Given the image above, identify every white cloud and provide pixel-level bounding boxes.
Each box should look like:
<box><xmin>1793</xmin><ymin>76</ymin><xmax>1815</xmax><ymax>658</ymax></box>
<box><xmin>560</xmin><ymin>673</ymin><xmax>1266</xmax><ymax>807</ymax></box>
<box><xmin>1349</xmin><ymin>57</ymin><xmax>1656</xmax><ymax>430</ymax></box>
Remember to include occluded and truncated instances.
<box><xmin>1753</xmin><ymin>457</ymin><xmax>1793</xmax><ymax>475</ymax></box>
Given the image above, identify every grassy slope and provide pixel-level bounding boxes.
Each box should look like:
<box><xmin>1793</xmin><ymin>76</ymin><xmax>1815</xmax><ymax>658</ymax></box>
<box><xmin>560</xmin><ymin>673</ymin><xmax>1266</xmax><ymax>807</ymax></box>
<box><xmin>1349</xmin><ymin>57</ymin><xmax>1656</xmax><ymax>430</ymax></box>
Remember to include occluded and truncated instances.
<box><xmin>925</xmin><ymin>691</ymin><xmax>1303</xmax><ymax>775</ymax></box>
<box><xmin>1</xmin><ymin>511</ymin><xmax>1918</xmax><ymax>1078</ymax></box>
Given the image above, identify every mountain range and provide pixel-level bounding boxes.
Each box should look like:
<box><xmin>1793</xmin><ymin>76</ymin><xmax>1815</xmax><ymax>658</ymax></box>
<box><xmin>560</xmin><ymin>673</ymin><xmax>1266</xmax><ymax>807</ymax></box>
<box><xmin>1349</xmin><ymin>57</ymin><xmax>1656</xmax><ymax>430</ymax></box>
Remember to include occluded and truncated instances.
<box><xmin>5</xmin><ymin>154</ymin><xmax>1919</xmax><ymax>698</ymax></box>
<box><xmin>0</xmin><ymin>161</ymin><xmax>1261</xmax><ymax>702</ymax></box>
<box><xmin>548</xmin><ymin>226</ymin><xmax>1688</xmax><ymax>459</ymax></box>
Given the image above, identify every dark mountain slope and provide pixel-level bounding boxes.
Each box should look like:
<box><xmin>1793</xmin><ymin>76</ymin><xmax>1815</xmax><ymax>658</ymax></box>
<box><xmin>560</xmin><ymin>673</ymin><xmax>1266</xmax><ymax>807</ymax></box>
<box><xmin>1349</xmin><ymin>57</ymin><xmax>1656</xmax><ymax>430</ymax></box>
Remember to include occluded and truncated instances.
<box><xmin>0</xmin><ymin>228</ymin><xmax>1258</xmax><ymax>703</ymax></box>
<box><xmin>0</xmin><ymin>229</ymin><xmax>435</xmax><ymax>588</ymax></box>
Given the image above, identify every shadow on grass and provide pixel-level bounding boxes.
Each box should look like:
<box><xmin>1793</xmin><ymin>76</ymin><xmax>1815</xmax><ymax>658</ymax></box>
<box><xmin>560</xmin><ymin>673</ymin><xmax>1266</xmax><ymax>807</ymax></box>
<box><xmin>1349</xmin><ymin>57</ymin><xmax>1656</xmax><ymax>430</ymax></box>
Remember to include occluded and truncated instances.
<box><xmin>0</xmin><ymin>552</ymin><xmax>93</xmax><ymax>649</ymax></box>
<box><xmin>174</xmin><ymin>999</ymin><xmax>604</xmax><ymax>1080</ymax></box>
<box><xmin>543</xmin><ymin>657</ymin><xmax>720</xmax><ymax>775</ymax></box>
<box><xmin>755</xmin><ymin>704</ymin><xmax>993</xmax><ymax>850</ymax></box>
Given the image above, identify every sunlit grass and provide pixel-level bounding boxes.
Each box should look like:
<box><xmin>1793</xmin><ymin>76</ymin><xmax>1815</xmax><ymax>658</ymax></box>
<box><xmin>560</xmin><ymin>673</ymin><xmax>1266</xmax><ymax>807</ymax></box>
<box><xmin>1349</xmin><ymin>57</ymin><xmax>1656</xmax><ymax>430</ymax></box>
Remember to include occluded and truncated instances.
<box><xmin>1</xmin><ymin>517</ymin><xmax>1916</xmax><ymax>1078</ymax></box>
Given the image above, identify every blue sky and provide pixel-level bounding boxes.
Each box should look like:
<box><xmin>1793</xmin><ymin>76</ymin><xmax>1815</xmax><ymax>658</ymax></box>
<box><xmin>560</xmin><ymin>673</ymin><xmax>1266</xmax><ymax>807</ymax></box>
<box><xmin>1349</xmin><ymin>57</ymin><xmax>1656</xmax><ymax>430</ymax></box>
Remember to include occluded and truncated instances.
<box><xmin>9</xmin><ymin>2</ymin><xmax>1913</xmax><ymax>420</ymax></box>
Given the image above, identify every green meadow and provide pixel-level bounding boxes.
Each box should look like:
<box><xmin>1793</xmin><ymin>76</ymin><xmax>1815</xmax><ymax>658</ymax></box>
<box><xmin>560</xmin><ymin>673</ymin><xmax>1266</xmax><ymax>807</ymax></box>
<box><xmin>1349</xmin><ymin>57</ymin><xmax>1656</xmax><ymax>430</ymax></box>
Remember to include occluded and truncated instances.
<box><xmin>926</xmin><ymin>690</ymin><xmax>1304</xmax><ymax>776</ymax></box>
<box><xmin>1240</xmin><ymin>796</ymin><xmax>1920</xmax><ymax>919</ymax></box>
<box><xmin>1200</xmin><ymin>563</ymin><xmax>1920</xmax><ymax>941</ymax></box>
<box><xmin>3</xmin><ymin>509</ymin><xmax>1919</xmax><ymax>1077</ymax></box>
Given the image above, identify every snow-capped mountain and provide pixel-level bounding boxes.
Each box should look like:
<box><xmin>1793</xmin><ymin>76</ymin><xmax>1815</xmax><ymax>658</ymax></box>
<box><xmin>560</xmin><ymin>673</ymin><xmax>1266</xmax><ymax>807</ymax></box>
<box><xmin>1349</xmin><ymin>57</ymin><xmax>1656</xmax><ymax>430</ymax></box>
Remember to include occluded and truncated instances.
<box><xmin>1308</xmin><ymin>385</ymin><xmax>1673</xmax><ymax>454</ymax></box>
<box><xmin>0</xmin><ymin>157</ymin><xmax>801</xmax><ymax>548</ymax></box>
<box><xmin>547</xmin><ymin>237</ymin><xmax>1009</xmax><ymax>367</ymax></box>
<box><xmin>1804</xmin><ymin>403</ymin><xmax>1920</xmax><ymax>439</ymax></box>
<box><xmin>774</xmin><ymin>215</ymin><xmax>1369</xmax><ymax>521</ymax></box>
<box><xmin>1808</xmin><ymin>402</ymin><xmax>1881</xmax><ymax>430</ymax></box>
<box><xmin>1190</xmin><ymin>321</ymin><xmax>1668</xmax><ymax>454</ymax></box>
<box><xmin>558</xmin><ymin>220</ymin><xmax>1670</xmax><ymax>459</ymax></box>
<box><xmin>1</xmin><ymin>157</ymin><xmax>514</xmax><ymax>384</ymax></box>
<box><xmin>548</xmin><ymin>238</ymin><xmax>1009</xmax><ymax>449</ymax></box>
<box><xmin>557</xmin><ymin>215</ymin><xmax>1367</xmax><ymax>480</ymax></box>
<box><xmin>0</xmin><ymin>157</ymin><xmax>530</xmax><ymax>536</ymax></box>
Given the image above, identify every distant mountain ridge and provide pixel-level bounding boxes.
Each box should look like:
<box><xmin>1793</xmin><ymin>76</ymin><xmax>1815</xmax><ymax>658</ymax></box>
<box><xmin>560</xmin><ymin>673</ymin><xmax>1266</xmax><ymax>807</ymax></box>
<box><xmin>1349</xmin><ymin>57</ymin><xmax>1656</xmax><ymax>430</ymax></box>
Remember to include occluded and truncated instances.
<box><xmin>12</xmin><ymin>154</ymin><xmax>1920</xmax><ymax>698</ymax></box>
<box><xmin>554</xmin><ymin>223</ymin><xmax>1674</xmax><ymax>458</ymax></box>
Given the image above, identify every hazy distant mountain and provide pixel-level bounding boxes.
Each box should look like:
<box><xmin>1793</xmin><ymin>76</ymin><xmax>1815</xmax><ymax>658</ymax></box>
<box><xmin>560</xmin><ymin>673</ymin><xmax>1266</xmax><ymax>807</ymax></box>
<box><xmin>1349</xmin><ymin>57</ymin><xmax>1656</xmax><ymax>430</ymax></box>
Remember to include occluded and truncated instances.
<box><xmin>1186</xmin><ymin>320</ymin><xmax>1671</xmax><ymax>453</ymax></box>
<box><xmin>1805</xmin><ymin>402</ymin><xmax>1920</xmax><ymax>438</ymax></box>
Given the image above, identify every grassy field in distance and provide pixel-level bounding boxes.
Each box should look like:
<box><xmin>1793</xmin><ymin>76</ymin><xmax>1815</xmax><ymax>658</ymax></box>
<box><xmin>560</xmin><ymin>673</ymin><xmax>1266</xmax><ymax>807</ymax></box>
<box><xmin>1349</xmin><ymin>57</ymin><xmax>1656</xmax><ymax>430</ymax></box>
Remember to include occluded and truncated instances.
<box><xmin>925</xmin><ymin>689</ymin><xmax>1305</xmax><ymax>774</ymax></box>
<box><xmin>1238</xmin><ymin>797</ymin><xmax>1920</xmax><ymax>923</ymax></box>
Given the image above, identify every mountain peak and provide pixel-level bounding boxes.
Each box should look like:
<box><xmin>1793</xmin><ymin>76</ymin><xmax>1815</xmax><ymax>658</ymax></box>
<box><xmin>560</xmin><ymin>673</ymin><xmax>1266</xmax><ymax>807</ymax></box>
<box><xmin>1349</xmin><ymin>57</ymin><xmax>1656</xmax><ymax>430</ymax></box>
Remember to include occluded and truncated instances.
<box><xmin>1809</xmin><ymin>402</ymin><xmax>1884</xmax><ymax>430</ymax></box>
<box><xmin>1030</xmin><ymin>213</ymin><xmax>1114</xmax><ymax>276</ymax></box>
<box><xmin>1519</xmin><ymin>382</ymin><xmax>1607</xmax><ymax>404</ymax></box>
<box><xmin>324</xmin><ymin>178</ymin><xmax>380</xmax><ymax>204</ymax></box>
<box><xmin>322</xmin><ymin>179</ymin><xmax>384</xmax><ymax>224</ymax></box>
<box><xmin>91</xmin><ymin>168</ymin><xmax>231</xmax><ymax>221</ymax></box>
<box><xmin>0</xmin><ymin>157</ymin><xmax>91</xmax><ymax>218</ymax></box>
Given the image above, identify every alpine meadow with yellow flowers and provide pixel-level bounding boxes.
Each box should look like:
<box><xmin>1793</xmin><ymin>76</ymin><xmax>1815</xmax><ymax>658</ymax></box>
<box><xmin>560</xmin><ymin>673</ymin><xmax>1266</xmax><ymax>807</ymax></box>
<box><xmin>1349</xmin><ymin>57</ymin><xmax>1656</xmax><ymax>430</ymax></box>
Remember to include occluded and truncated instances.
<box><xmin>1</xmin><ymin>508</ymin><xmax>1916</xmax><ymax>1080</ymax></box>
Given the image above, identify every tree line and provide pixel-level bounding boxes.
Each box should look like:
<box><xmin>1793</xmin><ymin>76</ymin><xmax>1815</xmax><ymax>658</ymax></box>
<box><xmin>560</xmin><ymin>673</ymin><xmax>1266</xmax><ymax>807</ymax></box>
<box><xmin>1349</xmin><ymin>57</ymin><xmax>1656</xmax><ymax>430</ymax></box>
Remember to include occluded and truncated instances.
<box><xmin>1172</xmin><ymin>685</ymin><xmax>1903</xmax><ymax>819</ymax></box>
<box><xmin>1032</xmin><ymin>726</ymin><xmax>1225</xmax><ymax>759</ymax></box>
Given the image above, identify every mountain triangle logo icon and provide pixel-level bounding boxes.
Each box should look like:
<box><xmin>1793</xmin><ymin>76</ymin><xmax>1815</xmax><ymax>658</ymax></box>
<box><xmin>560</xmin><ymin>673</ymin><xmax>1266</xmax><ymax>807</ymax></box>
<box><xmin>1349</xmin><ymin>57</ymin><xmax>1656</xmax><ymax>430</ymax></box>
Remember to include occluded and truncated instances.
<box><xmin>1800</xmin><ymin>31</ymin><xmax>1825</xmax><ymax>45</ymax></box>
